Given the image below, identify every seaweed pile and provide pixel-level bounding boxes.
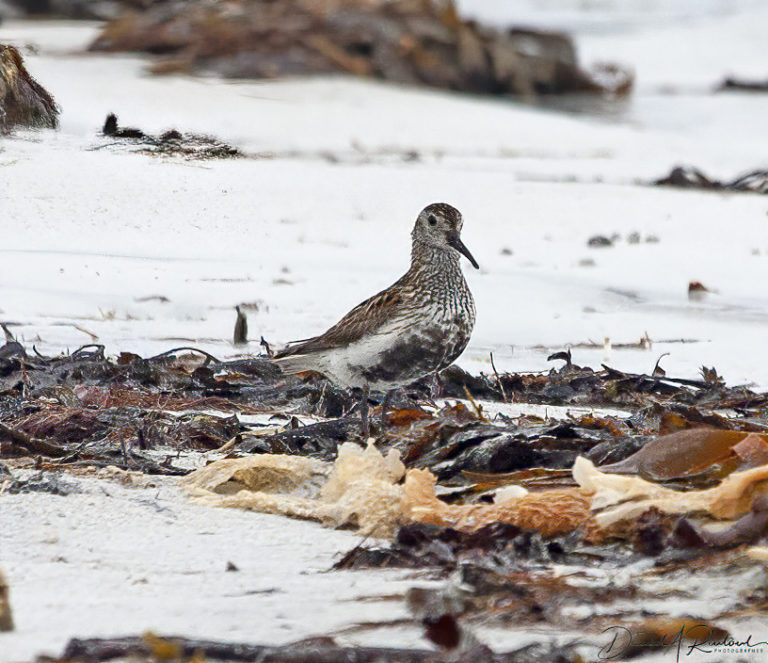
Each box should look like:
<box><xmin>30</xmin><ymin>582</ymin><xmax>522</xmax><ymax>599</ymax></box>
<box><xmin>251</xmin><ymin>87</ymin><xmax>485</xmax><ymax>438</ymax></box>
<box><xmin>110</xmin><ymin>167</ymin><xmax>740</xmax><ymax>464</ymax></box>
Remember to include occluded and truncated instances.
<box><xmin>0</xmin><ymin>340</ymin><xmax>353</xmax><ymax>472</ymax></box>
<box><xmin>718</xmin><ymin>76</ymin><xmax>768</xmax><ymax>92</ymax></box>
<box><xmin>3</xmin><ymin>333</ymin><xmax>768</xmax><ymax>661</ymax></box>
<box><xmin>98</xmin><ymin>113</ymin><xmax>242</xmax><ymax>159</ymax></box>
<box><xmin>654</xmin><ymin>165</ymin><xmax>768</xmax><ymax>194</ymax></box>
<box><xmin>87</xmin><ymin>0</ymin><xmax>632</xmax><ymax>97</ymax></box>
<box><xmin>2</xmin><ymin>335</ymin><xmax>763</xmax><ymax>474</ymax></box>
<box><xmin>0</xmin><ymin>44</ymin><xmax>58</xmax><ymax>133</ymax></box>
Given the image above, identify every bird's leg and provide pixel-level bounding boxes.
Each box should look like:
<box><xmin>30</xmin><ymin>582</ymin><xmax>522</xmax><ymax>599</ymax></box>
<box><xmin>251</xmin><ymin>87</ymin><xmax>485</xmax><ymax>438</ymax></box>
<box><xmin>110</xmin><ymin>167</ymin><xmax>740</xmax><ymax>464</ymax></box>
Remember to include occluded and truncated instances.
<box><xmin>430</xmin><ymin>371</ymin><xmax>444</xmax><ymax>400</ymax></box>
<box><xmin>380</xmin><ymin>388</ymin><xmax>396</xmax><ymax>428</ymax></box>
<box><xmin>359</xmin><ymin>382</ymin><xmax>371</xmax><ymax>439</ymax></box>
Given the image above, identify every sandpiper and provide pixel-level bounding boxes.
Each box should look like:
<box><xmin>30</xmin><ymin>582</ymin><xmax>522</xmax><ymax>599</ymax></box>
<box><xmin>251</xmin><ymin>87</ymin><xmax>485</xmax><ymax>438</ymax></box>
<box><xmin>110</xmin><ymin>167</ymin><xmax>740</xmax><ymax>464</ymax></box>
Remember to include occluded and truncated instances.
<box><xmin>273</xmin><ymin>203</ymin><xmax>478</xmax><ymax>435</ymax></box>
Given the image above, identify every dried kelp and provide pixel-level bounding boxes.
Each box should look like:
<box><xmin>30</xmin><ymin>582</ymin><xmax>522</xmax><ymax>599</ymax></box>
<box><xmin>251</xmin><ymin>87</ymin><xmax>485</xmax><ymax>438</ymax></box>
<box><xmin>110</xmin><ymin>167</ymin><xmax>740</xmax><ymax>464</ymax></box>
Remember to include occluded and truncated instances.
<box><xmin>88</xmin><ymin>0</ymin><xmax>632</xmax><ymax>98</ymax></box>
<box><xmin>241</xmin><ymin>415</ymin><xmax>361</xmax><ymax>459</ymax></box>
<box><xmin>654</xmin><ymin>165</ymin><xmax>768</xmax><ymax>194</ymax></box>
<box><xmin>2</xmin><ymin>338</ymin><xmax>767</xmax><ymax>484</ymax></box>
<box><xmin>601</xmin><ymin>428</ymin><xmax>768</xmax><ymax>482</ymax></box>
<box><xmin>718</xmin><ymin>76</ymin><xmax>768</xmax><ymax>92</ymax></box>
<box><xmin>1</xmin><ymin>404</ymin><xmax>239</xmax><ymax>473</ymax></box>
<box><xmin>332</xmin><ymin>469</ymin><xmax>765</xmax><ymax>644</ymax></box>
<box><xmin>98</xmin><ymin>113</ymin><xmax>242</xmax><ymax>159</ymax></box>
<box><xmin>5</xmin><ymin>335</ymin><xmax>768</xmax><ymax>658</ymax></box>
<box><xmin>56</xmin><ymin>632</ymin><xmax>583</xmax><ymax>663</ymax></box>
<box><xmin>335</xmin><ymin>521</ymin><xmax>579</xmax><ymax>570</ymax></box>
<box><xmin>442</xmin><ymin>361</ymin><xmax>765</xmax><ymax>408</ymax></box>
<box><xmin>336</xmin><ymin>515</ymin><xmax>757</xmax><ymax>645</ymax></box>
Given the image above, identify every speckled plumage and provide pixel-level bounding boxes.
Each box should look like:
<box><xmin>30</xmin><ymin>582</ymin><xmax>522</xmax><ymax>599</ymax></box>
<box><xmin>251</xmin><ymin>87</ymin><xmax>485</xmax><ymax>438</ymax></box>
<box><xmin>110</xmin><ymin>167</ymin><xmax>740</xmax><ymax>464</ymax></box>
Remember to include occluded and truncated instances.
<box><xmin>273</xmin><ymin>203</ymin><xmax>477</xmax><ymax>391</ymax></box>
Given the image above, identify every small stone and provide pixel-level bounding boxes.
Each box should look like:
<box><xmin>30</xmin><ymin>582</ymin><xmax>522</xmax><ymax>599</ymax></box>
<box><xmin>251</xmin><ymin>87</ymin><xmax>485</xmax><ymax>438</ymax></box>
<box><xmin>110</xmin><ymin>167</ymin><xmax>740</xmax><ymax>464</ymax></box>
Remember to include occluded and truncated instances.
<box><xmin>627</xmin><ymin>232</ymin><xmax>641</xmax><ymax>244</ymax></box>
<box><xmin>688</xmin><ymin>281</ymin><xmax>710</xmax><ymax>301</ymax></box>
<box><xmin>500</xmin><ymin>247</ymin><xmax>513</xmax><ymax>256</ymax></box>
<box><xmin>587</xmin><ymin>235</ymin><xmax>613</xmax><ymax>248</ymax></box>
<box><xmin>578</xmin><ymin>258</ymin><xmax>596</xmax><ymax>267</ymax></box>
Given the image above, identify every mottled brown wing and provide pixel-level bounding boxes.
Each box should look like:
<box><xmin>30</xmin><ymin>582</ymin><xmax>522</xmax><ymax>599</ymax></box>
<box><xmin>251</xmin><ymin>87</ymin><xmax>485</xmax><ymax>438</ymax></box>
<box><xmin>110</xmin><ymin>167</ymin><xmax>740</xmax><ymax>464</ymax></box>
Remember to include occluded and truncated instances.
<box><xmin>274</xmin><ymin>280</ymin><xmax>408</xmax><ymax>358</ymax></box>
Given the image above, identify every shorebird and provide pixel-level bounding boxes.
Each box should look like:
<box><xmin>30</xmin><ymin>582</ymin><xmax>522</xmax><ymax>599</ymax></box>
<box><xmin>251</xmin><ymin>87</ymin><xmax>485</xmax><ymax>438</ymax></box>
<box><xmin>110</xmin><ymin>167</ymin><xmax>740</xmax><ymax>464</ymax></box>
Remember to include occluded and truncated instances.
<box><xmin>273</xmin><ymin>203</ymin><xmax>478</xmax><ymax>436</ymax></box>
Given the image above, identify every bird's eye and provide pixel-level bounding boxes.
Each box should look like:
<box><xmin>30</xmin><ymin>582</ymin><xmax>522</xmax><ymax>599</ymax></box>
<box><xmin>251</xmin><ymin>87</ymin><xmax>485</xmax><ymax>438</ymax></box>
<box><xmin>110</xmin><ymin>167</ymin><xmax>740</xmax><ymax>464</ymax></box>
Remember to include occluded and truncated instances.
<box><xmin>428</xmin><ymin>215</ymin><xmax>437</xmax><ymax>226</ymax></box>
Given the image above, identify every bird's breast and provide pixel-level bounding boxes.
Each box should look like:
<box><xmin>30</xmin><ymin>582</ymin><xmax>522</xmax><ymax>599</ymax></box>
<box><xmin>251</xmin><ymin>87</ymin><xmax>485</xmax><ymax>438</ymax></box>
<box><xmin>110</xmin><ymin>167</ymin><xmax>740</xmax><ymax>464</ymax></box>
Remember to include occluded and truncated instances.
<box><xmin>321</xmin><ymin>266</ymin><xmax>476</xmax><ymax>390</ymax></box>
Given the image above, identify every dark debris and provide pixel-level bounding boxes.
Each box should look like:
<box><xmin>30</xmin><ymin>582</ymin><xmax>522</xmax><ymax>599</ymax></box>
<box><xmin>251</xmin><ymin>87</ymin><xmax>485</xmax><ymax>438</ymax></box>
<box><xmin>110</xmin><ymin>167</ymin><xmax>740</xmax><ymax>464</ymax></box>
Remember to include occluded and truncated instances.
<box><xmin>99</xmin><ymin>113</ymin><xmax>242</xmax><ymax>159</ymax></box>
<box><xmin>1</xmin><ymin>339</ymin><xmax>766</xmax><ymax>480</ymax></box>
<box><xmin>55</xmin><ymin>632</ymin><xmax>584</xmax><ymax>663</ymax></box>
<box><xmin>654</xmin><ymin>165</ymin><xmax>768</xmax><ymax>194</ymax></box>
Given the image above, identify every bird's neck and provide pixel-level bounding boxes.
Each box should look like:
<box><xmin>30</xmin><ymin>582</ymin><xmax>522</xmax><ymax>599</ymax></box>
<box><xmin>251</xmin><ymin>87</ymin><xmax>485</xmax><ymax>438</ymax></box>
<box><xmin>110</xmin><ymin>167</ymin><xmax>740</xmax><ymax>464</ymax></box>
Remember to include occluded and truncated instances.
<box><xmin>410</xmin><ymin>242</ymin><xmax>463</xmax><ymax>282</ymax></box>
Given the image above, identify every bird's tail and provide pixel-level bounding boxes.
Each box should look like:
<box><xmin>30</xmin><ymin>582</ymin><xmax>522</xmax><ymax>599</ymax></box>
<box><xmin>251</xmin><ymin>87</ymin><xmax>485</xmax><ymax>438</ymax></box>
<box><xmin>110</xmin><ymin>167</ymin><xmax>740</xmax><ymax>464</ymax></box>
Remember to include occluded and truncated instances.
<box><xmin>271</xmin><ymin>353</ymin><xmax>317</xmax><ymax>376</ymax></box>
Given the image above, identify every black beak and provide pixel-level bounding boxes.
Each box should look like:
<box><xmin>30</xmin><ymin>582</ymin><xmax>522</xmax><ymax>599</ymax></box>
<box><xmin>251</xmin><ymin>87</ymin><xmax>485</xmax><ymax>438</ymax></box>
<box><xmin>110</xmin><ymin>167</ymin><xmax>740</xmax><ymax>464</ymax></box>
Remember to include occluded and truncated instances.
<box><xmin>447</xmin><ymin>232</ymin><xmax>479</xmax><ymax>269</ymax></box>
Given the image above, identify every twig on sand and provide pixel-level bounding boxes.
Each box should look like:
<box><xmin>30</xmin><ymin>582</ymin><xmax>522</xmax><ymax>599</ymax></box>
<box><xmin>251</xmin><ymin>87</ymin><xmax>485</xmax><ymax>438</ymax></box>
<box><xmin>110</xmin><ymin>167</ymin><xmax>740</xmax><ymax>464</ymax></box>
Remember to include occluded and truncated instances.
<box><xmin>462</xmin><ymin>385</ymin><xmax>485</xmax><ymax>420</ymax></box>
<box><xmin>652</xmin><ymin>352</ymin><xmax>670</xmax><ymax>377</ymax></box>
<box><xmin>489</xmin><ymin>352</ymin><xmax>509</xmax><ymax>403</ymax></box>
<box><xmin>213</xmin><ymin>436</ymin><xmax>238</xmax><ymax>454</ymax></box>
<box><xmin>72</xmin><ymin>325</ymin><xmax>99</xmax><ymax>341</ymax></box>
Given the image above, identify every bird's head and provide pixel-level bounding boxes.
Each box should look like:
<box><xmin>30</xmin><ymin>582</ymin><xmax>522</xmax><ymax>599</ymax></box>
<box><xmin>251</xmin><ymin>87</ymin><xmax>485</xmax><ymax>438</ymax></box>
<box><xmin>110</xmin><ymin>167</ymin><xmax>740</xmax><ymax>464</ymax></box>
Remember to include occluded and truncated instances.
<box><xmin>411</xmin><ymin>203</ymin><xmax>479</xmax><ymax>269</ymax></box>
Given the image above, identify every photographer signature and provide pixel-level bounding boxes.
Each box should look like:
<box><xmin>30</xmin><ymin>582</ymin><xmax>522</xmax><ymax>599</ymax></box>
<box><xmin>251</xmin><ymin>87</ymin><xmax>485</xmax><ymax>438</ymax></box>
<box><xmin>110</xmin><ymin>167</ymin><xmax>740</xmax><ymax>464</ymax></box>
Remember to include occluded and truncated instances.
<box><xmin>598</xmin><ymin>624</ymin><xmax>768</xmax><ymax>661</ymax></box>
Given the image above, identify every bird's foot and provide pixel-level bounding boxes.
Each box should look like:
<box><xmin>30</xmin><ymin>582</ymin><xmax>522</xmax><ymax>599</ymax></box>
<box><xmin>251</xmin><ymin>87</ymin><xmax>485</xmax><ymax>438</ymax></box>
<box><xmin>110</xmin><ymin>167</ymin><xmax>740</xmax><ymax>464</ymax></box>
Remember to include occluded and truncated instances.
<box><xmin>429</xmin><ymin>372</ymin><xmax>444</xmax><ymax>400</ymax></box>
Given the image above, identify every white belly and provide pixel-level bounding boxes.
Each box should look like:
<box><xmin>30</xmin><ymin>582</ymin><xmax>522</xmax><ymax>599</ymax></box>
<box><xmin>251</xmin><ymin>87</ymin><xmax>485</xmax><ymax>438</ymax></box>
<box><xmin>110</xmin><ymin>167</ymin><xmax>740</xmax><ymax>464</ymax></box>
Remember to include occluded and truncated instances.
<box><xmin>315</xmin><ymin>310</ymin><xmax>473</xmax><ymax>390</ymax></box>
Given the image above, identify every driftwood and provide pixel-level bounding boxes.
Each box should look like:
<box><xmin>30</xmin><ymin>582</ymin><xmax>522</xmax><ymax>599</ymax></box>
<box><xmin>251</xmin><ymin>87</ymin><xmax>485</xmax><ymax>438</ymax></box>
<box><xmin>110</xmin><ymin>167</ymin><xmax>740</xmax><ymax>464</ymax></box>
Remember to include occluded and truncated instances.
<box><xmin>718</xmin><ymin>76</ymin><xmax>768</xmax><ymax>92</ymax></box>
<box><xmin>89</xmin><ymin>0</ymin><xmax>632</xmax><ymax>97</ymax></box>
<box><xmin>59</xmin><ymin>633</ymin><xmax>571</xmax><ymax>663</ymax></box>
<box><xmin>0</xmin><ymin>44</ymin><xmax>58</xmax><ymax>132</ymax></box>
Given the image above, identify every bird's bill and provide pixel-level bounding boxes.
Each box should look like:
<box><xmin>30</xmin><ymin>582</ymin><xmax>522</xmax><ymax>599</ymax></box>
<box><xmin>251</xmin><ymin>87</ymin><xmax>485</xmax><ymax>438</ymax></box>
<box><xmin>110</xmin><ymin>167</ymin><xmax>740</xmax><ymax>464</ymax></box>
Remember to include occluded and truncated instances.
<box><xmin>447</xmin><ymin>233</ymin><xmax>479</xmax><ymax>269</ymax></box>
